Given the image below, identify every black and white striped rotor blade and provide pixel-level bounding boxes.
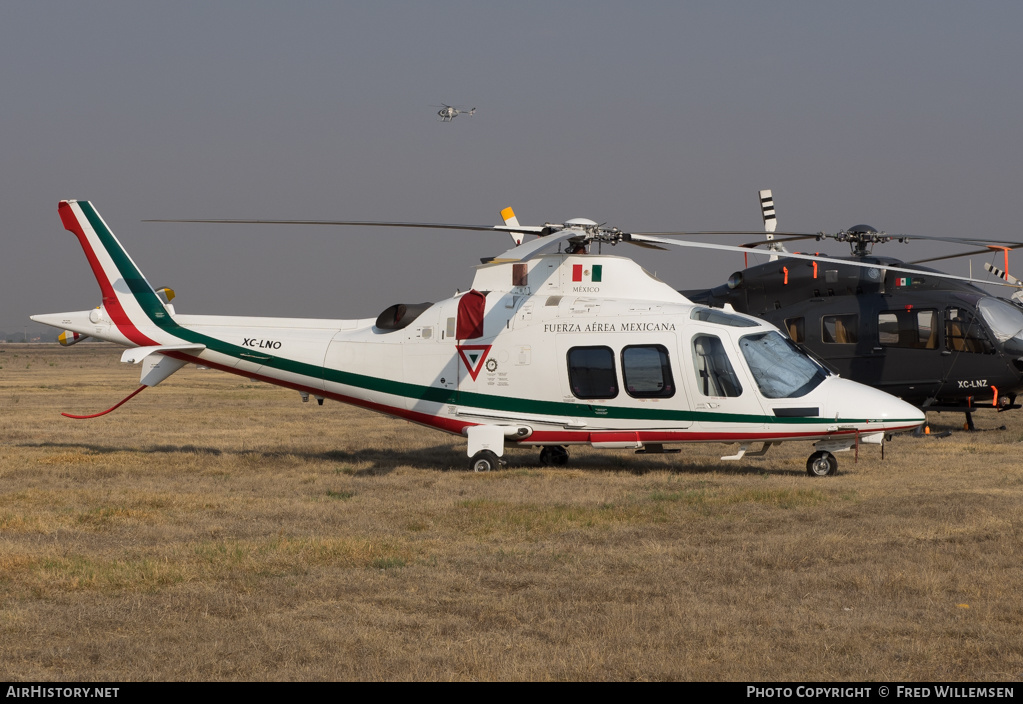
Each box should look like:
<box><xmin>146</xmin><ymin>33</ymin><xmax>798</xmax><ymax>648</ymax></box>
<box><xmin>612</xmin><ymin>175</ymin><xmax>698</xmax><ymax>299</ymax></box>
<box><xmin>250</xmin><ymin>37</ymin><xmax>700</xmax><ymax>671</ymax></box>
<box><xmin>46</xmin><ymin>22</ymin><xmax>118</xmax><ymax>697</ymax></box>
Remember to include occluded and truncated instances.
<box><xmin>984</xmin><ymin>262</ymin><xmax>1023</xmax><ymax>286</ymax></box>
<box><xmin>759</xmin><ymin>189</ymin><xmax>776</xmax><ymax>234</ymax></box>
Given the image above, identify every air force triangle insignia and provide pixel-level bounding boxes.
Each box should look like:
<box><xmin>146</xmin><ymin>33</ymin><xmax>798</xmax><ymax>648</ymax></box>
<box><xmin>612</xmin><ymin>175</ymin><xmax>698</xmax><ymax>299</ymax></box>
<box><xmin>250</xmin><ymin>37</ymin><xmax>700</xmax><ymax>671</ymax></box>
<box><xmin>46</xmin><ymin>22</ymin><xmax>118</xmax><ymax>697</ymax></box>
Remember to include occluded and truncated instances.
<box><xmin>456</xmin><ymin>344</ymin><xmax>492</xmax><ymax>381</ymax></box>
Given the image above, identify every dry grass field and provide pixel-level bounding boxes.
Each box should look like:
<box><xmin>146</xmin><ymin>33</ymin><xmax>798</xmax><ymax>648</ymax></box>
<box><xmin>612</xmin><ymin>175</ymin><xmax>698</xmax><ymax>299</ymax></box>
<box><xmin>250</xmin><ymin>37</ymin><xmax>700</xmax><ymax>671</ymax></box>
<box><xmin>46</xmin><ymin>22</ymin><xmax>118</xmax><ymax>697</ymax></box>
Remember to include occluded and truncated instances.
<box><xmin>1</xmin><ymin>343</ymin><xmax>1021</xmax><ymax>681</ymax></box>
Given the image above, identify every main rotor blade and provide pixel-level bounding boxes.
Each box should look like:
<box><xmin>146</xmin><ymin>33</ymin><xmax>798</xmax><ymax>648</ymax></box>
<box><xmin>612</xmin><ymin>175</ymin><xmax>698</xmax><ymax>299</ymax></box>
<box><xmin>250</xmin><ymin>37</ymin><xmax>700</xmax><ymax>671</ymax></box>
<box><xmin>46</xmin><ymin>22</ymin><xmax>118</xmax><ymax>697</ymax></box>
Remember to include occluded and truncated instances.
<box><xmin>738</xmin><ymin>235</ymin><xmax>819</xmax><ymax>248</ymax></box>
<box><xmin>887</xmin><ymin>234</ymin><xmax>1023</xmax><ymax>247</ymax></box>
<box><xmin>630</xmin><ymin>230</ymin><xmax>813</xmax><ymax>237</ymax></box>
<box><xmin>633</xmin><ymin>229</ymin><xmax>1023</xmax><ymax>248</ymax></box>
<box><xmin>908</xmin><ymin>243</ymin><xmax>1023</xmax><ymax>265</ymax></box>
<box><xmin>625</xmin><ymin>234</ymin><xmax>1023</xmax><ymax>289</ymax></box>
<box><xmin>143</xmin><ymin>218</ymin><xmax>548</xmax><ymax>236</ymax></box>
<box><xmin>625</xmin><ymin>240</ymin><xmax>668</xmax><ymax>251</ymax></box>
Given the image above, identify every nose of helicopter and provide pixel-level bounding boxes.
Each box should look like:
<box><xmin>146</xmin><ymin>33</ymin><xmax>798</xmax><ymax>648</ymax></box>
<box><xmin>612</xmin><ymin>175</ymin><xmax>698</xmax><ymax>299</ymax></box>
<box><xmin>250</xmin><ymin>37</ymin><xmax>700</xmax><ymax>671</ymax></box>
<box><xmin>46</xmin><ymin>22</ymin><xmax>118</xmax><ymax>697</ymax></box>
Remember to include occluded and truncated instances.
<box><xmin>824</xmin><ymin>377</ymin><xmax>925</xmax><ymax>433</ymax></box>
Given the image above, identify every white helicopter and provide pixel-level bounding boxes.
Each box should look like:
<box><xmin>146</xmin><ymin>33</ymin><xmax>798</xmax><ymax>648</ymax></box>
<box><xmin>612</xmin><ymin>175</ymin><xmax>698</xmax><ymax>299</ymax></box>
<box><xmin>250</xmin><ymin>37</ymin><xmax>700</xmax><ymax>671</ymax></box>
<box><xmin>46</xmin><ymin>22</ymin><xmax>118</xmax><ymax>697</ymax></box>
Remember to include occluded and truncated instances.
<box><xmin>32</xmin><ymin>201</ymin><xmax>930</xmax><ymax>476</ymax></box>
<box><xmin>435</xmin><ymin>104</ymin><xmax>475</xmax><ymax>122</ymax></box>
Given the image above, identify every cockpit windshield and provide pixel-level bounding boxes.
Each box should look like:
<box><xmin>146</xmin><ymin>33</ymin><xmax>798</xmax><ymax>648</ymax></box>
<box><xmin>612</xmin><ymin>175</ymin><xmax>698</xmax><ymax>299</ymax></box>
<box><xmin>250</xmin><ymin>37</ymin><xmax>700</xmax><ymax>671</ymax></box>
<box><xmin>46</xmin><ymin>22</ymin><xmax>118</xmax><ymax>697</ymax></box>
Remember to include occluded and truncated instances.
<box><xmin>977</xmin><ymin>298</ymin><xmax>1023</xmax><ymax>345</ymax></box>
<box><xmin>738</xmin><ymin>331</ymin><xmax>828</xmax><ymax>399</ymax></box>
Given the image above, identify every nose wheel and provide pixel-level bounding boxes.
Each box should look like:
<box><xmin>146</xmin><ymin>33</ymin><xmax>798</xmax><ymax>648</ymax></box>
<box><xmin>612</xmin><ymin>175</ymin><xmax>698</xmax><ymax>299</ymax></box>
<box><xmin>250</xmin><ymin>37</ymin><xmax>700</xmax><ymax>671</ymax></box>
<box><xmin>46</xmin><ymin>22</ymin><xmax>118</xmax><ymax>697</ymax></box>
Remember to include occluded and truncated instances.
<box><xmin>539</xmin><ymin>445</ymin><xmax>569</xmax><ymax>467</ymax></box>
<box><xmin>806</xmin><ymin>451</ymin><xmax>838</xmax><ymax>477</ymax></box>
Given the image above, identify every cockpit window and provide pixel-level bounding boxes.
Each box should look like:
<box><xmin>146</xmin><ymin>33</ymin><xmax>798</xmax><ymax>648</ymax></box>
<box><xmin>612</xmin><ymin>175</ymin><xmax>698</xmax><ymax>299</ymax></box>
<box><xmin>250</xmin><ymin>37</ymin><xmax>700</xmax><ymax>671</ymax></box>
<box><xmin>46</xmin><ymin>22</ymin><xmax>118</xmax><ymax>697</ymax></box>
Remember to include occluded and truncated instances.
<box><xmin>690</xmin><ymin>307</ymin><xmax>759</xmax><ymax>327</ymax></box>
<box><xmin>946</xmin><ymin>307</ymin><xmax>993</xmax><ymax>354</ymax></box>
<box><xmin>977</xmin><ymin>298</ymin><xmax>1023</xmax><ymax>343</ymax></box>
<box><xmin>738</xmin><ymin>331</ymin><xmax>827</xmax><ymax>399</ymax></box>
<box><xmin>692</xmin><ymin>335</ymin><xmax>743</xmax><ymax>397</ymax></box>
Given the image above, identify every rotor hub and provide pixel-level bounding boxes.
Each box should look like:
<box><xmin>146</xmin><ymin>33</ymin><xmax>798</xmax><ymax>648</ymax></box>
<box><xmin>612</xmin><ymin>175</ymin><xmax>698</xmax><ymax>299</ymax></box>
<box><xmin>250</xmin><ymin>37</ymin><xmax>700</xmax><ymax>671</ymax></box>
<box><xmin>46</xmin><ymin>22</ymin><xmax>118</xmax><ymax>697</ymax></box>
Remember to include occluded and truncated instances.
<box><xmin>547</xmin><ymin>218</ymin><xmax>627</xmax><ymax>245</ymax></box>
<box><xmin>563</xmin><ymin>218</ymin><xmax>598</xmax><ymax>227</ymax></box>
<box><xmin>834</xmin><ymin>224</ymin><xmax>891</xmax><ymax>256</ymax></box>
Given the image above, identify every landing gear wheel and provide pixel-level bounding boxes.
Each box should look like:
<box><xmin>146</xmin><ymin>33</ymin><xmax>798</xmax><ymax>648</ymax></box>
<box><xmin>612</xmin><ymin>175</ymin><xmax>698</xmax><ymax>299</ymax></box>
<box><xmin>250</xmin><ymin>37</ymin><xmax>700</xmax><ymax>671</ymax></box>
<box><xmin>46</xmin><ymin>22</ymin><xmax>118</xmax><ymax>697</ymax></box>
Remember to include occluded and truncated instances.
<box><xmin>539</xmin><ymin>445</ymin><xmax>569</xmax><ymax>467</ymax></box>
<box><xmin>469</xmin><ymin>450</ymin><xmax>500</xmax><ymax>473</ymax></box>
<box><xmin>806</xmin><ymin>451</ymin><xmax>838</xmax><ymax>477</ymax></box>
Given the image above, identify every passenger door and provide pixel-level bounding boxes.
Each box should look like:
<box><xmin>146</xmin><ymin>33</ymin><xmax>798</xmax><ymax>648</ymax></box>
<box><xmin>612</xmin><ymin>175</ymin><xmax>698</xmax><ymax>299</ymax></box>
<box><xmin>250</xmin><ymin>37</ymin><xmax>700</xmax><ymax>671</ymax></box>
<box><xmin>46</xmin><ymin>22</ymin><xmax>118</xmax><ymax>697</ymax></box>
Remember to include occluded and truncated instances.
<box><xmin>683</xmin><ymin>329</ymin><xmax>764</xmax><ymax>430</ymax></box>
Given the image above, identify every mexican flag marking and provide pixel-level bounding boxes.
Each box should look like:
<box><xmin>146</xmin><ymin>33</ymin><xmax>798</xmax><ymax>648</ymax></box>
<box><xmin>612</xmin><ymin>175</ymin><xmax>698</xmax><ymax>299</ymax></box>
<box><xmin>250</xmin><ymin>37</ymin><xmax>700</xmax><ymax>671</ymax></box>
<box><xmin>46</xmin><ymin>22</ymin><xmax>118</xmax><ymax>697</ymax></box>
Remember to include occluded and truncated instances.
<box><xmin>456</xmin><ymin>345</ymin><xmax>492</xmax><ymax>381</ymax></box>
<box><xmin>572</xmin><ymin>264</ymin><xmax>603</xmax><ymax>282</ymax></box>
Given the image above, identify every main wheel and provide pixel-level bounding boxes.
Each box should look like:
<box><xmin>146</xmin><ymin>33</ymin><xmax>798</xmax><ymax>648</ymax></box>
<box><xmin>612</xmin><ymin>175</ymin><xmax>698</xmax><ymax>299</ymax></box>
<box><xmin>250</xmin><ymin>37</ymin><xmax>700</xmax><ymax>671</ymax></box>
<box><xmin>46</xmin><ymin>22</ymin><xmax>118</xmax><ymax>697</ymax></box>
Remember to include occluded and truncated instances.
<box><xmin>806</xmin><ymin>451</ymin><xmax>838</xmax><ymax>477</ymax></box>
<box><xmin>469</xmin><ymin>450</ymin><xmax>500</xmax><ymax>473</ymax></box>
<box><xmin>539</xmin><ymin>445</ymin><xmax>569</xmax><ymax>467</ymax></box>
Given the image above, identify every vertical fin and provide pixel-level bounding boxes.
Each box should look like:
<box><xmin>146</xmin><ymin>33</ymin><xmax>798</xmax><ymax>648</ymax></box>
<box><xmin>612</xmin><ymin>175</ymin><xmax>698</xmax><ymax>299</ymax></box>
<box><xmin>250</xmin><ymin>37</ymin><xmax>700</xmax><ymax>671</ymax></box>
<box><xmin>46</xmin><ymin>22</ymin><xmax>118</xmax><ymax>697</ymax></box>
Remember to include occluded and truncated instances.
<box><xmin>57</xmin><ymin>200</ymin><xmax>167</xmax><ymax>345</ymax></box>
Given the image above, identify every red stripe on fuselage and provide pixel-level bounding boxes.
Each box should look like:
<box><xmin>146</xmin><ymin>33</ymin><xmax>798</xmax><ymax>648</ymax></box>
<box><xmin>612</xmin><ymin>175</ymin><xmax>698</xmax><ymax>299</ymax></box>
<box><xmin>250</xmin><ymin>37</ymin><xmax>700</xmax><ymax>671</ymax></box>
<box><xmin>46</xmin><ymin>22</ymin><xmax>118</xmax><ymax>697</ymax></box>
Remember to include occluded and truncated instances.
<box><xmin>58</xmin><ymin>202</ymin><xmax>157</xmax><ymax>347</ymax></box>
<box><xmin>528</xmin><ymin>426</ymin><xmax>919</xmax><ymax>444</ymax></box>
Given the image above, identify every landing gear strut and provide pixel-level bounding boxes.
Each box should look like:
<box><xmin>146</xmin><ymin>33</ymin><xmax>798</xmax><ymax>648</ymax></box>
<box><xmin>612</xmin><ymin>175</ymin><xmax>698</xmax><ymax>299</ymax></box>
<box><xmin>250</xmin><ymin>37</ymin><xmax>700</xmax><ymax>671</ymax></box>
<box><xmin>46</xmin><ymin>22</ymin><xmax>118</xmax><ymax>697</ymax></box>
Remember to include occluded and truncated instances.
<box><xmin>539</xmin><ymin>445</ymin><xmax>569</xmax><ymax>467</ymax></box>
<box><xmin>806</xmin><ymin>450</ymin><xmax>838</xmax><ymax>477</ymax></box>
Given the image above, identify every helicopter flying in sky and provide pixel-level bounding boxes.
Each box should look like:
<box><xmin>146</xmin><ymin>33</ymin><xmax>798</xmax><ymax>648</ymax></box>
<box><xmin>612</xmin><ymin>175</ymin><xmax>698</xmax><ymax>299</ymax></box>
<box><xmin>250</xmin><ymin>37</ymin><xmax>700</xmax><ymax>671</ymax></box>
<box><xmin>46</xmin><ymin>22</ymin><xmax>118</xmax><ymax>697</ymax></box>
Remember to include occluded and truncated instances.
<box><xmin>681</xmin><ymin>191</ymin><xmax>1023</xmax><ymax>429</ymax></box>
<box><xmin>434</xmin><ymin>104</ymin><xmax>475</xmax><ymax>121</ymax></box>
<box><xmin>32</xmin><ymin>200</ymin><xmax>927</xmax><ymax>476</ymax></box>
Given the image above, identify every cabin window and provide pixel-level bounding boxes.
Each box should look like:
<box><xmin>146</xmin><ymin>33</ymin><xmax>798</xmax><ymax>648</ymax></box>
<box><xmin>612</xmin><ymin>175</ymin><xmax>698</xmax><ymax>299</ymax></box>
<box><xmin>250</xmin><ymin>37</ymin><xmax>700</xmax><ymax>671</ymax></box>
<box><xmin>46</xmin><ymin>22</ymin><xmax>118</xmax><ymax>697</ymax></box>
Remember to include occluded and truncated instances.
<box><xmin>567</xmin><ymin>346</ymin><xmax>618</xmax><ymax>399</ymax></box>
<box><xmin>375</xmin><ymin>302</ymin><xmax>433</xmax><ymax>332</ymax></box>
<box><xmin>621</xmin><ymin>345</ymin><xmax>675</xmax><ymax>398</ymax></box>
<box><xmin>691</xmin><ymin>335</ymin><xmax>743</xmax><ymax>397</ymax></box>
<box><xmin>739</xmin><ymin>331</ymin><xmax>827</xmax><ymax>399</ymax></box>
<box><xmin>821</xmin><ymin>314</ymin><xmax>859</xmax><ymax>344</ymax></box>
<box><xmin>784</xmin><ymin>317</ymin><xmax>805</xmax><ymax>343</ymax></box>
<box><xmin>945</xmin><ymin>308</ymin><xmax>993</xmax><ymax>354</ymax></box>
<box><xmin>878</xmin><ymin>310</ymin><xmax>938</xmax><ymax>349</ymax></box>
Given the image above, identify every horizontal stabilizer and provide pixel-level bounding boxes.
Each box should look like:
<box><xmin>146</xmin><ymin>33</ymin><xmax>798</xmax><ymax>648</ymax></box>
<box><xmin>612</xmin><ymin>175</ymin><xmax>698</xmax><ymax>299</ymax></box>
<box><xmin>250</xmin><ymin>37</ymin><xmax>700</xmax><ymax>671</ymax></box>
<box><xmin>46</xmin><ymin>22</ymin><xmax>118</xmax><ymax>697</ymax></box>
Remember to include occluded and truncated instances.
<box><xmin>121</xmin><ymin>344</ymin><xmax>204</xmax><ymax>386</ymax></box>
<box><xmin>120</xmin><ymin>344</ymin><xmax>205</xmax><ymax>364</ymax></box>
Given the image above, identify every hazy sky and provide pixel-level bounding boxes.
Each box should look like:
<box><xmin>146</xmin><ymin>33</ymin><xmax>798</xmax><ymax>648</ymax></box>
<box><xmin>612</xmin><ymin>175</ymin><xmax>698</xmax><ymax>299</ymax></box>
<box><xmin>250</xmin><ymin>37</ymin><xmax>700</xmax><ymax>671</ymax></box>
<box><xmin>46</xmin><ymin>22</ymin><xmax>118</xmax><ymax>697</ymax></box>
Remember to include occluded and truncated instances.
<box><xmin>4</xmin><ymin>1</ymin><xmax>1023</xmax><ymax>334</ymax></box>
